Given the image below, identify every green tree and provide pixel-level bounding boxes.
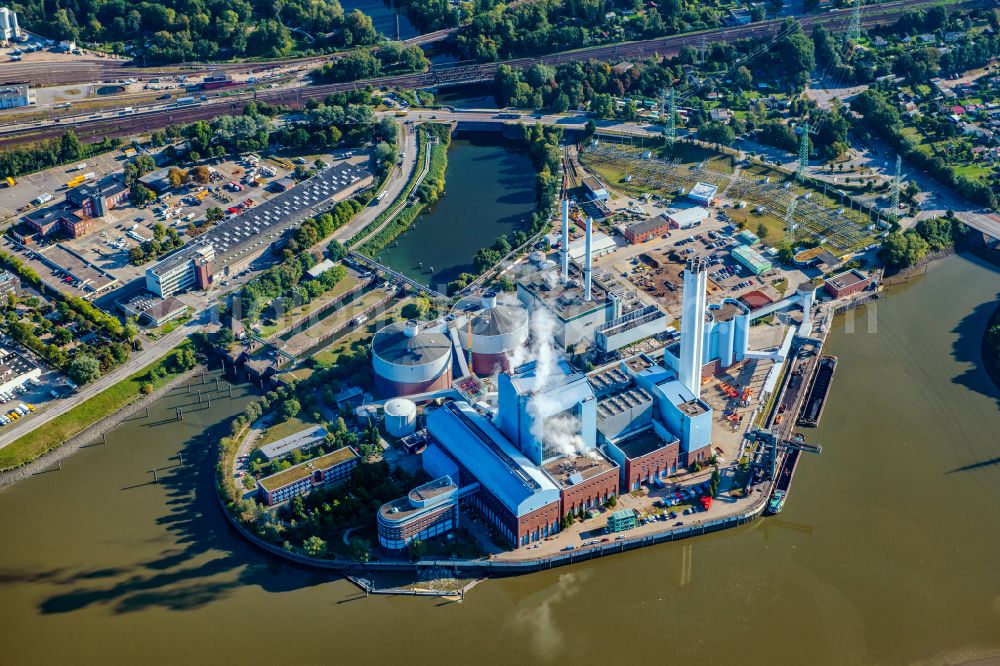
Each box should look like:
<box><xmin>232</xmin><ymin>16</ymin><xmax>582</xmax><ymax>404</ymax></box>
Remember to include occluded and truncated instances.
<box><xmin>407</xmin><ymin>538</ymin><xmax>428</xmax><ymax>560</ymax></box>
<box><xmin>130</xmin><ymin>183</ymin><xmax>156</xmax><ymax>207</ymax></box>
<box><xmin>303</xmin><ymin>535</ymin><xmax>327</xmax><ymax>557</ymax></box>
<box><xmin>278</xmin><ymin>398</ymin><xmax>301</xmax><ymax>422</ymax></box>
<box><xmin>67</xmin><ymin>354</ymin><xmax>102</xmax><ymax>385</ymax></box>
<box><xmin>347</xmin><ymin>536</ymin><xmax>372</xmax><ymax>562</ymax></box>
<box><xmin>756</xmin><ymin>222</ymin><xmax>769</xmax><ymax>240</ymax></box>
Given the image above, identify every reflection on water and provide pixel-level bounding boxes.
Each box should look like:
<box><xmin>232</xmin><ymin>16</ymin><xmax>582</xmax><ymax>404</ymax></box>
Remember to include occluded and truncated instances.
<box><xmin>377</xmin><ymin>136</ymin><xmax>535</xmax><ymax>290</ymax></box>
<box><xmin>0</xmin><ymin>256</ymin><xmax>998</xmax><ymax>664</ymax></box>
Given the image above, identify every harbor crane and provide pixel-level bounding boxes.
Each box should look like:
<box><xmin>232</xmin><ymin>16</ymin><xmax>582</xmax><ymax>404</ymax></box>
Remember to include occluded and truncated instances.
<box><xmin>744</xmin><ymin>429</ymin><xmax>822</xmax><ymax>482</ymax></box>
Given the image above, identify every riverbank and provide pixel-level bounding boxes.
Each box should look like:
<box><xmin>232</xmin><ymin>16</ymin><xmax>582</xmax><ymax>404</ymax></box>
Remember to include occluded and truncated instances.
<box><xmin>357</xmin><ymin>124</ymin><xmax>450</xmax><ymax>256</ymax></box>
<box><xmin>0</xmin><ymin>340</ymin><xmax>203</xmax><ymax>476</ymax></box>
<box><xmin>216</xmin><ymin>472</ymin><xmax>771</xmax><ymax>580</ymax></box>
<box><xmin>0</xmin><ymin>361</ymin><xmax>204</xmax><ymax>489</ymax></box>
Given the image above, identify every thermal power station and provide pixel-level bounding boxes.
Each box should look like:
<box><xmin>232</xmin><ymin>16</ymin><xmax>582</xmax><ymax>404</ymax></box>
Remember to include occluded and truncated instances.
<box><xmin>371</xmin><ymin>320</ymin><xmax>453</xmax><ymax>398</ymax></box>
<box><xmin>679</xmin><ymin>257</ymin><xmax>708</xmax><ymax>399</ymax></box>
<box><xmin>453</xmin><ymin>291</ymin><xmax>529</xmax><ymax>375</ymax></box>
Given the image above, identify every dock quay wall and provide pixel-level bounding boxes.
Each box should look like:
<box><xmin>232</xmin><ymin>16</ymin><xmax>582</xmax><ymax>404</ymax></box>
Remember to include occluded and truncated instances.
<box><xmin>218</xmin><ymin>484</ymin><xmax>770</xmax><ymax>579</ymax></box>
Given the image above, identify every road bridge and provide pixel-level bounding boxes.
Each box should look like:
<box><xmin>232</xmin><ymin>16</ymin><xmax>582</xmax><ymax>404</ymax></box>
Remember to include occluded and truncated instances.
<box><xmin>348</xmin><ymin>251</ymin><xmax>445</xmax><ymax>299</ymax></box>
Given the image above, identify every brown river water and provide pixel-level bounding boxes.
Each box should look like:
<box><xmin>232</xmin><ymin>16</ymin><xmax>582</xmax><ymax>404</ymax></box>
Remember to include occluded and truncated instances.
<box><xmin>0</xmin><ymin>252</ymin><xmax>998</xmax><ymax>665</ymax></box>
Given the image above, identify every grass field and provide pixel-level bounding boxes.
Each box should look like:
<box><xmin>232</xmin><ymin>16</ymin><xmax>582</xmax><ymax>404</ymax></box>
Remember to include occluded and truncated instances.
<box><xmin>257</xmin><ymin>273</ymin><xmax>361</xmax><ymax>339</ymax></box>
<box><xmin>0</xmin><ymin>341</ymin><xmax>197</xmax><ymax>472</ymax></box>
<box><xmin>256</xmin><ymin>414</ymin><xmax>315</xmax><ymax>448</ymax></box>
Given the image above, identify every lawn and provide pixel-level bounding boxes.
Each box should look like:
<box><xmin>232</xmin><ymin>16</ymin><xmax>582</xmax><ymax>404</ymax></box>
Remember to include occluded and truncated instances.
<box><xmin>257</xmin><ymin>273</ymin><xmax>361</xmax><ymax>339</ymax></box>
<box><xmin>0</xmin><ymin>341</ymin><xmax>198</xmax><ymax>471</ymax></box>
<box><xmin>311</xmin><ymin>300</ymin><xmax>409</xmax><ymax>368</ymax></box>
<box><xmin>728</xmin><ymin>207</ymin><xmax>786</xmax><ymax>243</ymax></box>
<box><xmin>256</xmin><ymin>414</ymin><xmax>316</xmax><ymax>448</ymax></box>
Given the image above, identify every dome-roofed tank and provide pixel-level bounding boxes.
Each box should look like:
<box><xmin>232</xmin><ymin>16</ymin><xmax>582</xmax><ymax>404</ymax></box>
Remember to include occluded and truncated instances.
<box><xmin>452</xmin><ymin>291</ymin><xmax>529</xmax><ymax>375</ymax></box>
<box><xmin>372</xmin><ymin>319</ymin><xmax>453</xmax><ymax>397</ymax></box>
<box><xmin>384</xmin><ymin>397</ymin><xmax>417</xmax><ymax>437</ymax></box>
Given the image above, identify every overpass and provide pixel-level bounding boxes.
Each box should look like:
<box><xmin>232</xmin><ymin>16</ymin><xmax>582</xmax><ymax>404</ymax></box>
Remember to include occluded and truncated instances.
<box><xmin>348</xmin><ymin>251</ymin><xmax>445</xmax><ymax>299</ymax></box>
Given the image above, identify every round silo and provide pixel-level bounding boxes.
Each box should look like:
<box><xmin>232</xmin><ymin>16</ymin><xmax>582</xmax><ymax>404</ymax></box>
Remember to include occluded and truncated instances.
<box><xmin>383</xmin><ymin>397</ymin><xmax>417</xmax><ymax>438</ymax></box>
<box><xmin>371</xmin><ymin>319</ymin><xmax>453</xmax><ymax>397</ymax></box>
<box><xmin>453</xmin><ymin>291</ymin><xmax>529</xmax><ymax>375</ymax></box>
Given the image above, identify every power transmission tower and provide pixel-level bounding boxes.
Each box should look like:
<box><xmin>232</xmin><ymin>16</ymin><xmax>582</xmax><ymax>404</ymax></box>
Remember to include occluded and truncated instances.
<box><xmin>890</xmin><ymin>155</ymin><xmax>902</xmax><ymax>218</ymax></box>
<box><xmin>848</xmin><ymin>0</ymin><xmax>862</xmax><ymax>43</ymax></box>
<box><xmin>661</xmin><ymin>87</ymin><xmax>676</xmax><ymax>144</ymax></box>
<box><xmin>797</xmin><ymin>120</ymin><xmax>812</xmax><ymax>181</ymax></box>
<box><xmin>785</xmin><ymin>196</ymin><xmax>800</xmax><ymax>247</ymax></box>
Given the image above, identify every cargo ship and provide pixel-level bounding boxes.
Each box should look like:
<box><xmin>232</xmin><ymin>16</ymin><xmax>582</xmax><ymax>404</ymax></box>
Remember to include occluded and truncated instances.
<box><xmin>797</xmin><ymin>355</ymin><xmax>838</xmax><ymax>427</ymax></box>
<box><xmin>766</xmin><ymin>446</ymin><xmax>801</xmax><ymax>515</ymax></box>
<box><xmin>766</xmin><ymin>490</ymin><xmax>786</xmax><ymax>515</ymax></box>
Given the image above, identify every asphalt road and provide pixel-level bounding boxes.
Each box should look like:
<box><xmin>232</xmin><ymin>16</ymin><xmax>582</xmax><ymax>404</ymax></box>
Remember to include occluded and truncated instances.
<box><xmin>0</xmin><ymin>303</ymin><xmax>213</xmax><ymax>451</ymax></box>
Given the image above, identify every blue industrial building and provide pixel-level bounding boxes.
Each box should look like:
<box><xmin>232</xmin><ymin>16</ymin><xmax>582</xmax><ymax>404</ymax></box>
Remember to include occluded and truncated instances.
<box><xmin>497</xmin><ymin>359</ymin><xmax>597</xmax><ymax>465</ymax></box>
<box><xmin>424</xmin><ymin>401</ymin><xmax>562</xmax><ymax>547</ymax></box>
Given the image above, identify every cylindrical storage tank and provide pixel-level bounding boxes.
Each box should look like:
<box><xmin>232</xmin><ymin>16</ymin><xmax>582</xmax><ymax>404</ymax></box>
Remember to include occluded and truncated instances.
<box><xmin>383</xmin><ymin>398</ymin><xmax>417</xmax><ymax>438</ymax></box>
<box><xmin>453</xmin><ymin>292</ymin><xmax>529</xmax><ymax>375</ymax></box>
<box><xmin>372</xmin><ymin>319</ymin><xmax>453</xmax><ymax>397</ymax></box>
<box><xmin>798</xmin><ymin>282</ymin><xmax>816</xmax><ymax>325</ymax></box>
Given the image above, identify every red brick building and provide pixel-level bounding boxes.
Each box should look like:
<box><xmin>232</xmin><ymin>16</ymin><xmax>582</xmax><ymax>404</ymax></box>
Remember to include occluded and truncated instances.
<box><xmin>824</xmin><ymin>269</ymin><xmax>870</xmax><ymax>299</ymax></box>
<box><xmin>604</xmin><ymin>429</ymin><xmax>681</xmax><ymax>492</ymax></box>
<box><xmin>543</xmin><ymin>453</ymin><xmax>620</xmax><ymax>516</ymax></box>
<box><xmin>624</xmin><ymin>215</ymin><xmax>671</xmax><ymax>244</ymax></box>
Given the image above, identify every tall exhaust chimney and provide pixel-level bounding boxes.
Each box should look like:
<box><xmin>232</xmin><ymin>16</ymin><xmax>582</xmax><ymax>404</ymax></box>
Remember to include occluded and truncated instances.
<box><xmin>584</xmin><ymin>216</ymin><xmax>593</xmax><ymax>302</ymax></box>
<box><xmin>560</xmin><ymin>199</ymin><xmax>569</xmax><ymax>281</ymax></box>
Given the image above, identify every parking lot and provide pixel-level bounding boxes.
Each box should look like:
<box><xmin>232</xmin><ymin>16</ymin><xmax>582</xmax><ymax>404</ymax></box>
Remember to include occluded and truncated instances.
<box><xmin>0</xmin><ymin>149</ymin><xmax>132</xmax><ymax>223</ymax></box>
<box><xmin>593</xmin><ymin>203</ymin><xmax>813</xmax><ymax>319</ymax></box>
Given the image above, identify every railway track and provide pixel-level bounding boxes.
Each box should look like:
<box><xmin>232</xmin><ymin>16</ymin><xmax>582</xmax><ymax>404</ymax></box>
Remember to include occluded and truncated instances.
<box><xmin>0</xmin><ymin>0</ymin><xmax>985</xmax><ymax>149</ymax></box>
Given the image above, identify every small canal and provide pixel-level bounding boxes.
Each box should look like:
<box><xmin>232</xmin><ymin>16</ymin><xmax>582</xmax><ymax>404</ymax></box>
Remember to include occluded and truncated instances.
<box><xmin>375</xmin><ymin>135</ymin><xmax>536</xmax><ymax>291</ymax></box>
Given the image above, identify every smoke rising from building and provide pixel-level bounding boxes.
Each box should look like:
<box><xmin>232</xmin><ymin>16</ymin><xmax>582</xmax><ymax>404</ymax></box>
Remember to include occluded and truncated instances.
<box><xmin>506</xmin><ymin>295</ymin><xmax>592</xmax><ymax>458</ymax></box>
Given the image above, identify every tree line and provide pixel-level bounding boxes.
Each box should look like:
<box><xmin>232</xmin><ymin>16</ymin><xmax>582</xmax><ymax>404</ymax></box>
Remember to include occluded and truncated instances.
<box><xmin>20</xmin><ymin>0</ymin><xmax>386</xmax><ymax>62</ymax></box>
<box><xmin>851</xmin><ymin>88</ymin><xmax>998</xmax><ymax>209</ymax></box>
<box><xmin>0</xmin><ymin>131</ymin><xmax>117</xmax><ymax>181</ymax></box>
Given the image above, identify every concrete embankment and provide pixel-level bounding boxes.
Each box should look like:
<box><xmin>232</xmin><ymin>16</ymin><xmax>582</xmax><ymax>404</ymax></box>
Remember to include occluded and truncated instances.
<box><xmin>218</xmin><ymin>483</ymin><xmax>770</xmax><ymax>581</ymax></box>
<box><xmin>0</xmin><ymin>364</ymin><xmax>205</xmax><ymax>490</ymax></box>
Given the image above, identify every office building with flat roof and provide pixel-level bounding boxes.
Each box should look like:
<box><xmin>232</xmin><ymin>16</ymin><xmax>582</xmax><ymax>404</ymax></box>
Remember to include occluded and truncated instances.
<box><xmin>115</xmin><ymin>291</ymin><xmax>188</xmax><ymax>327</ymax></box>
<box><xmin>377</xmin><ymin>476</ymin><xmax>460</xmax><ymax>550</ymax></box>
<box><xmin>256</xmin><ymin>446</ymin><xmax>359</xmax><ymax>506</ymax></box>
<box><xmin>257</xmin><ymin>425</ymin><xmax>328</xmax><ymax>462</ymax></box>
<box><xmin>145</xmin><ymin>244</ymin><xmax>215</xmax><ymax>297</ymax></box>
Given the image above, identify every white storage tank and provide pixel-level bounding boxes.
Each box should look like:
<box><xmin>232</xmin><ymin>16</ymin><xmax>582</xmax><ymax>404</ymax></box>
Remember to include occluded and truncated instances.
<box><xmin>371</xmin><ymin>319</ymin><xmax>453</xmax><ymax>397</ymax></box>
<box><xmin>453</xmin><ymin>291</ymin><xmax>529</xmax><ymax>375</ymax></box>
<box><xmin>383</xmin><ymin>398</ymin><xmax>417</xmax><ymax>438</ymax></box>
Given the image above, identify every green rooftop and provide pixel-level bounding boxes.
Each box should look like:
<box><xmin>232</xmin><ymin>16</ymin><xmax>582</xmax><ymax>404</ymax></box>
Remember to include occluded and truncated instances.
<box><xmin>731</xmin><ymin>245</ymin><xmax>773</xmax><ymax>275</ymax></box>
<box><xmin>257</xmin><ymin>446</ymin><xmax>358</xmax><ymax>492</ymax></box>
